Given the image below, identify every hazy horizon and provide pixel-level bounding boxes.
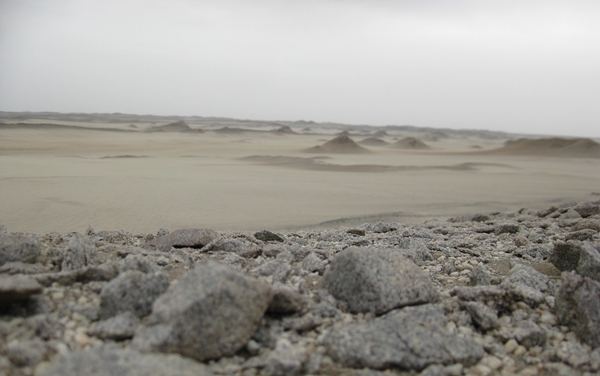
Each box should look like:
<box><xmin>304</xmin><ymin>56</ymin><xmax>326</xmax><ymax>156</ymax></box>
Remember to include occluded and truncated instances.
<box><xmin>2</xmin><ymin>0</ymin><xmax>599</xmax><ymax>138</ymax></box>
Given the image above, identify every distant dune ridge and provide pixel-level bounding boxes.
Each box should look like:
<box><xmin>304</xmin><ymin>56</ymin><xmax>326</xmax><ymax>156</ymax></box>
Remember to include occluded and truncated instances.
<box><xmin>389</xmin><ymin>137</ymin><xmax>431</xmax><ymax>149</ymax></box>
<box><xmin>146</xmin><ymin>121</ymin><xmax>203</xmax><ymax>133</ymax></box>
<box><xmin>304</xmin><ymin>135</ymin><xmax>371</xmax><ymax>154</ymax></box>
<box><xmin>272</xmin><ymin>125</ymin><xmax>297</xmax><ymax>135</ymax></box>
<box><xmin>483</xmin><ymin>137</ymin><xmax>600</xmax><ymax>158</ymax></box>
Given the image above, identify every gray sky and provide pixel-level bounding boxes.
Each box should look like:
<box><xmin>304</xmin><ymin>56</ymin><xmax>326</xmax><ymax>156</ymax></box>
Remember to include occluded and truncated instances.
<box><xmin>1</xmin><ymin>0</ymin><xmax>599</xmax><ymax>137</ymax></box>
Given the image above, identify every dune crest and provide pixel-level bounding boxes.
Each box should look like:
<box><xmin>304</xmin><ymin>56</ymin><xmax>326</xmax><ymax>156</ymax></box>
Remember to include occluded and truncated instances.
<box><xmin>304</xmin><ymin>135</ymin><xmax>371</xmax><ymax>154</ymax></box>
<box><xmin>389</xmin><ymin>137</ymin><xmax>430</xmax><ymax>149</ymax></box>
<box><xmin>146</xmin><ymin>121</ymin><xmax>203</xmax><ymax>133</ymax></box>
<box><xmin>483</xmin><ymin>137</ymin><xmax>600</xmax><ymax>158</ymax></box>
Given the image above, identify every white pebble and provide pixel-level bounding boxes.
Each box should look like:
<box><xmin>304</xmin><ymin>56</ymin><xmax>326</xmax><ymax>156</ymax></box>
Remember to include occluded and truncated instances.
<box><xmin>518</xmin><ymin>366</ymin><xmax>539</xmax><ymax>375</ymax></box>
<box><xmin>505</xmin><ymin>339</ymin><xmax>519</xmax><ymax>353</ymax></box>
<box><xmin>481</xmin><ymin>355</ymin><xmax>503</xmax><ymax>370</ymax></box>
<box><xmin>514</xmin><ymin>345</ymin><xmax>527</xmax><ymax>357</ymax></box>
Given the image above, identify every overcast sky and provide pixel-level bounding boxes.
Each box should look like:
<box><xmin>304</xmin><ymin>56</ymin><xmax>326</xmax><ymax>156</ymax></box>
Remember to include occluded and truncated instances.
<box><xmin>1</xmin><ymin>1</ymin><xmax>599</xmax><ymax>137</ymax></box>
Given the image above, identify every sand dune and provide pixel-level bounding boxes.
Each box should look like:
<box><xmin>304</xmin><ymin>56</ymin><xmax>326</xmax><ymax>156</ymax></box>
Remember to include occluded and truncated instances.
<box><xmin>389</xmin><ymin>137</ymin><xmax>431</xmax><ymax>149</ymax></box>
<box><xmin>146</xmin><ymin>121</ymin><xmax>203</xmax><ymax>133</ymax></box>
<box><xmin>480</xmin><ymin>137</ymin><xmax>600</xmax><ymax>158</ymax></box>
<box><xmin>271</xmin><ymin>125</ymin><xmax>297</xmax><ymax>135</ymax></box>
<box><xmin>1</xmin><ymin>113</ymin><xmax>600</xmax><ymax>234</ymax></box>
<box><xmin>304</xmin><ymin>135</ymin><xmax>371</xmax><ymax>154</ymax></box>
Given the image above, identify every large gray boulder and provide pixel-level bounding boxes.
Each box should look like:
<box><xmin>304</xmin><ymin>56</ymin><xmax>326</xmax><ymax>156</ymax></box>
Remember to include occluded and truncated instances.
<box><xmin>133</xmin><ymin>261</ymin><xmax>273</xmax><ymax>361</ymax></box>
<box><xmin>0</xmin><ymin>234</ymin><xmax>41</xmax><ymax>266</ymax></box>
<box><xmin>555</xmin><ymin>271</ymin><xmax>600</xmax><ymax>348</ymax></box>
<box><xmin>98</xmin><ymin>271</ymin><xmax>169</xmax><ymax>319</ymax></box>
<box><xmin>325</xmin><ymin>304</ymin><xmax>484</xmax><ymax>371</ymax></box>
<box><xmin>548</xmin><ymin>241</ymin><xmax>600</xmax><ymax>282</ymax></box>
<box><xmin>324</xmin><ymin>248</ymin><xmax>438</xmax><ymax>315</ymax></box>
<box><xmin>39</xmin><ymin>348</ymin><xmax>211</xmax><ymax>376</ymax></box>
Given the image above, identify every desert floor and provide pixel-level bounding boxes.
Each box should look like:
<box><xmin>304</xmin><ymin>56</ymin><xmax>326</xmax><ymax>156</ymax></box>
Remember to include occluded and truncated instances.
<box><xmin>1</xmin><ymin>120</ymin><xmax>599</xmax><ymax>234</ymax></box>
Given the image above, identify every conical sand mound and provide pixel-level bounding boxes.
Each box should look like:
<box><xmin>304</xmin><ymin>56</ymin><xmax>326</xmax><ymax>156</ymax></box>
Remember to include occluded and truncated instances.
<box><xmin>359</xmin><ymin>137</ymin><xmax>389</xmax><ymax>146</ymax></box>
<box><xmin>272</xmin><ymin>125</ymin><xmax>297</xmax><ymax>134</ymax></box>
<box><xmin>305</xmin><ymin>135</ymin><xmax>371</xmax><ymax>154</ymax></box>
<box><xmin>487</xmin><ymin>137</ymin><xmax>600</xmax><ymax>158</ymax></box>
<box><xmin>389</xmin><ymin>137</ymin><xmax>430</xmax><ymax>149</ymax></box>
<box><xmin>146</xmin><ymin>121</ymin><xmax>202</xmax><ymax>133</ymax></box>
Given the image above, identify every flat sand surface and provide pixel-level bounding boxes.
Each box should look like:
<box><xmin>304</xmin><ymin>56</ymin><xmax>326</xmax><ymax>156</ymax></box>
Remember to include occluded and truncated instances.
<box><xmin>1</xmin><ymin>121</ymin><xmax>599</xmax><ymax>234</ymax></box>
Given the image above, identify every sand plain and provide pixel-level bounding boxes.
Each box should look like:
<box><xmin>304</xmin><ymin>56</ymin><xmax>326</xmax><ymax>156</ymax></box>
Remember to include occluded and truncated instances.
<box><xmin>1</xmin><ymin>115</ymin><xmax>599</xmax><ymax>234</ymax></box>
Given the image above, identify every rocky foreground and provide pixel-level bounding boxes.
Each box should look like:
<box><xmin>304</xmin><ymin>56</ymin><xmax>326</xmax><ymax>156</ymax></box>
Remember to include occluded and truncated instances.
<box><xmin>1</xmin><ymin>201</ymin><xmax>600</xmax><ymax>376</ymax></box>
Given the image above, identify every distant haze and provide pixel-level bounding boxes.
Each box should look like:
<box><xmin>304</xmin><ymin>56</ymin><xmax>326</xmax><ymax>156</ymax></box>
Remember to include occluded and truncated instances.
<box><xmin>1</xmin><ymin>0</ymin><xmax>599</xmax><ymax>138</ymax></box>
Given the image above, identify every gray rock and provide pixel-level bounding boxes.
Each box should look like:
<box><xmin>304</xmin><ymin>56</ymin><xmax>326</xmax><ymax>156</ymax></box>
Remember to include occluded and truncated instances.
<box><xmin>324</xmin><ymin>247</ymin><xmax>438</xmax><ymax>315</ymax></box>
<box><xmin>470</xmin><ymin>265</ymin><xmax>491</xmax><ymax>286</ymax></box>
<box><xmin>555</xmin><ymin>271</ymin><xmax>600</xmax><ymax>348</ymax></box>
<box><xmin>263</xmin><ymin>338</ymin><xmax>305</xmax><ymax>376</ymax></box>
<box><xmin>503</xmin><ymin>264</ymin><xmax>549</xmax><ymax>292</ymax></box>
<box><xmin>463</xmin><ymin>301</ymin><xmax>498</xmax><ymax>331</ymax></box>
<box><xmin>496</xmin><ymin>320</ymin><xmax>546</xmax><ymax>348</ymax></box>
<box><xmin>0</xmin><ymin>234</ymin><xmax>41</xmax><ymax>266</ymax></box>
<box><xmin>576</xmin><ymin>243</ymin><xmax>600</xmax><ymax>282</ymax></box>
<box><xmin>325</xmin><ymin>304</ymin><xmax>484</xmax><ymax>371</ymax></box>
<box><xmin>6</xmin><ymin>338</ymin><xmax>48</xmax><ymax>366</ymax></box>
<box><xmin>573</xmin><ymin>201</ymin><xmax>600</xmax><ymax>218</ymax></box>
<box><xmin>566</xmin><ymin>229</ymin><xmax>596</xmax><ymax>241</ymax></box>
<box><xmin>98</xmin><ymin>271</ymin><xmax>169</xmax><ymax>319</ymax></box>
<box><xmin>39</xmin><ymin>348</ymin><xmax>211</xmax><ymax>376</ymax></box>
<box><xmin>147</xmin><ymin>228</ymin><xmax>218</xmax><ymax>250</ymax></box>
<box><xmin>397</xmin><ymin>238</ymin><xmax>433</xmax><ymax>263</ymax></box>
<box><xmin>268</xmin><ymin>285</ymin><xmax>308</xmax><ymax>314</ymax></box>
<box><xmin>301</xmin><ymin>252</ymin><xmax>325</xmax><ymax>274</ymax></box>
<box><xmin>0</xmin><ymin>275</ymin><xmax>43</xmax><ymax>301</ymax></box>
<box><xmin>0</xmin><ymin>261</ymin><xmax>48</xmax><ymax>275</ymax></box>
<box><xmin>119</xmin><ymin>254</ymin><xmax>156</xmax><ymax>274</ymax></box>
<box><xmin>133</xmin><ymin>261</ymin><xmax>273</xmax><ymax>361</ymax></box>
<box><xmin>495</xmin><ymin>223</ymin><xmax>520</xmax><ymax>235</ymax></box>
<box><xmin>255</xmin><ymin>230</ymin><xmax>285</xmax><ymax>242</ymax></box>
<box><xmin>549</xmin><ymin>241</ymin><xmax>582</xmax><ymax>272</ymax></box>
<box><xmin>203</xmin><ymin>237</ymin><xmax>261</xmax><ymax>258</ymax></box>
<box><xmin>89</xmin><ymin>312</ymin><xmax>140</xmax><ymax>340</ymax></box>
<box><xmin>61</xmin><ymin>234</ymin><xmax>98</xmax><ymax>271</ymax></box>
<box><xmin>251</xmin><ymin>258</ymin><xmax>292</xmax><ymax>283</ymax></box>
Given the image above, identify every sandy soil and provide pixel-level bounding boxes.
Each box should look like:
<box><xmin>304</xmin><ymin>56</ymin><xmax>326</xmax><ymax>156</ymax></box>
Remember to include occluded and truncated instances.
<box><xmin>1</xmin><ymin>120</ymin><xmax>599</xmax><ymax>234</ymax></box>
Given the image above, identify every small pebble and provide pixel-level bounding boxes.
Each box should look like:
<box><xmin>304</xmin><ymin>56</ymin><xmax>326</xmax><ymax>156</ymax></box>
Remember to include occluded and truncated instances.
<box><xmin>505</xmin><ymin>339</ymin><xmax>519</xmax><ymax>353</ymax></box>
<box><xmin>514</xmin><ymin>345</ymin><xmax>527</xmax><ymax>357</ymax></box>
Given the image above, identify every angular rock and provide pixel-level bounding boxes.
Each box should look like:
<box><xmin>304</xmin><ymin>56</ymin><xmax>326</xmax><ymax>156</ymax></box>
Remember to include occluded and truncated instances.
<box><xmin>0</xmin><ymin>261</ymin><xmax>48</xmax><ymax>275</ymax></box>
<box><xmin>555</xmin><ymin>271</ymin><xmax>600</xmax><ymax>348</ymax></box>
<box><xmin>98</xmin><ymin>271</ymin><xmax>169</xmax><ymax>319</ymax></box>
<box><xmin>463</xmin><ymin>301</ymin><xmax>498</xmax><ymax>331</ymax></box>
<box><xmin>325</xmin><ymin>304</ymin><xmax>484</xmax><ymax>370</ymax></box>
<box><xmin>268</xmin><ymin>285</ymin><xmax>308</xmax><ymax>314</ymax></box>
<box><xmin>324</xmin><ymin>247</ymin><xmax>438</xmax><ymax>315</ymax></box>
<box><xmin>0</xmin><ymin>275</ymin><xmax>43</xmax><ymax>301</ymax></box>
<box><xmin>0</xmin><ymin>233</ymin><xmax>41</xmax><ymax>266</ymax></box>
<box><xmin>496</xmin><ymin>320</ymin><xmax>546</xmax><ymax>348</ymax></box>
<box><xmin>576</xmin><ymin>243</ymin><xmax>600</xmax><ymax>282</ymax></box>
<box><xmin>6</xmin><ymin>338</ymin><xmax>48</xmax><ymax>366</ymax></box>
<box><xmin>495</xmin><ymin>223</ymin><xmax>520</xmax><ymax>235</ymax></box>
<box><xmin>263</xmin><ymin>338</ymin><xmax>305</xmax><ymax>376</ymax></box>
<box><xmin>470</xmin><ymin>265</ymin><xmax>491</xmax><ymax>286</ymax></box>
<box><xmin>300</xmin><ymin>252</ymin><xmax>325</xmax><ymax>274</ymax></box>
<box><xmin>146</xmin><ymin>228</ymin><xmax>218</xmax><ymax>251</ymax></box>
<box><xmin>566</xmin><ymin>229</ymin><xmax>596</xmax><ymax>241</ymax></box>
<box><xmin>133</xmin><ymin>261</ymin><xmax>273</xmax><ymax>361</ymax></box>
<box><xmin>254</xmin><ymin>230</ymin><xmax>285</xmax><ymax>242</ymax></box>
<box><xmin>549</xmin><ymin>241</ymin><xmax>582</xmax><ymax>272</ymax></box>
<box><xmin>503</xmin><ymin>264</ymin><xmax>549</xmax><ymax>292</ymax></box>
<box><xmin>61</xmin><ymin>234</ymin><xmax>98</xmax><ymax>271</ymax></box>
<box><xmin>573</xmin><ymin>201</ymin><xmax>600</xmax><ymax>218</ymax></box>
<box><xmin>39</xmin><ymin>348</ymin><xmax>211</xmax><ymax>376</ymax></box>
<box><xmin>202</xmin><ymin>237</ymin><xmax>262</xmax><ymax>258</ymax></box>
<box><xmin>89</xmin><ymin>312</ymin><xmax>140</xmax><ymax>340</ymax></box>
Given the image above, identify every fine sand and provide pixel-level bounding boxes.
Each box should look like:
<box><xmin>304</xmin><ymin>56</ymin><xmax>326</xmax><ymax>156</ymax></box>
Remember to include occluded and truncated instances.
<box><xmin>1</xmin><ymin>115</ymin><xmax>600</xmax><ymax>234</ymax></box>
